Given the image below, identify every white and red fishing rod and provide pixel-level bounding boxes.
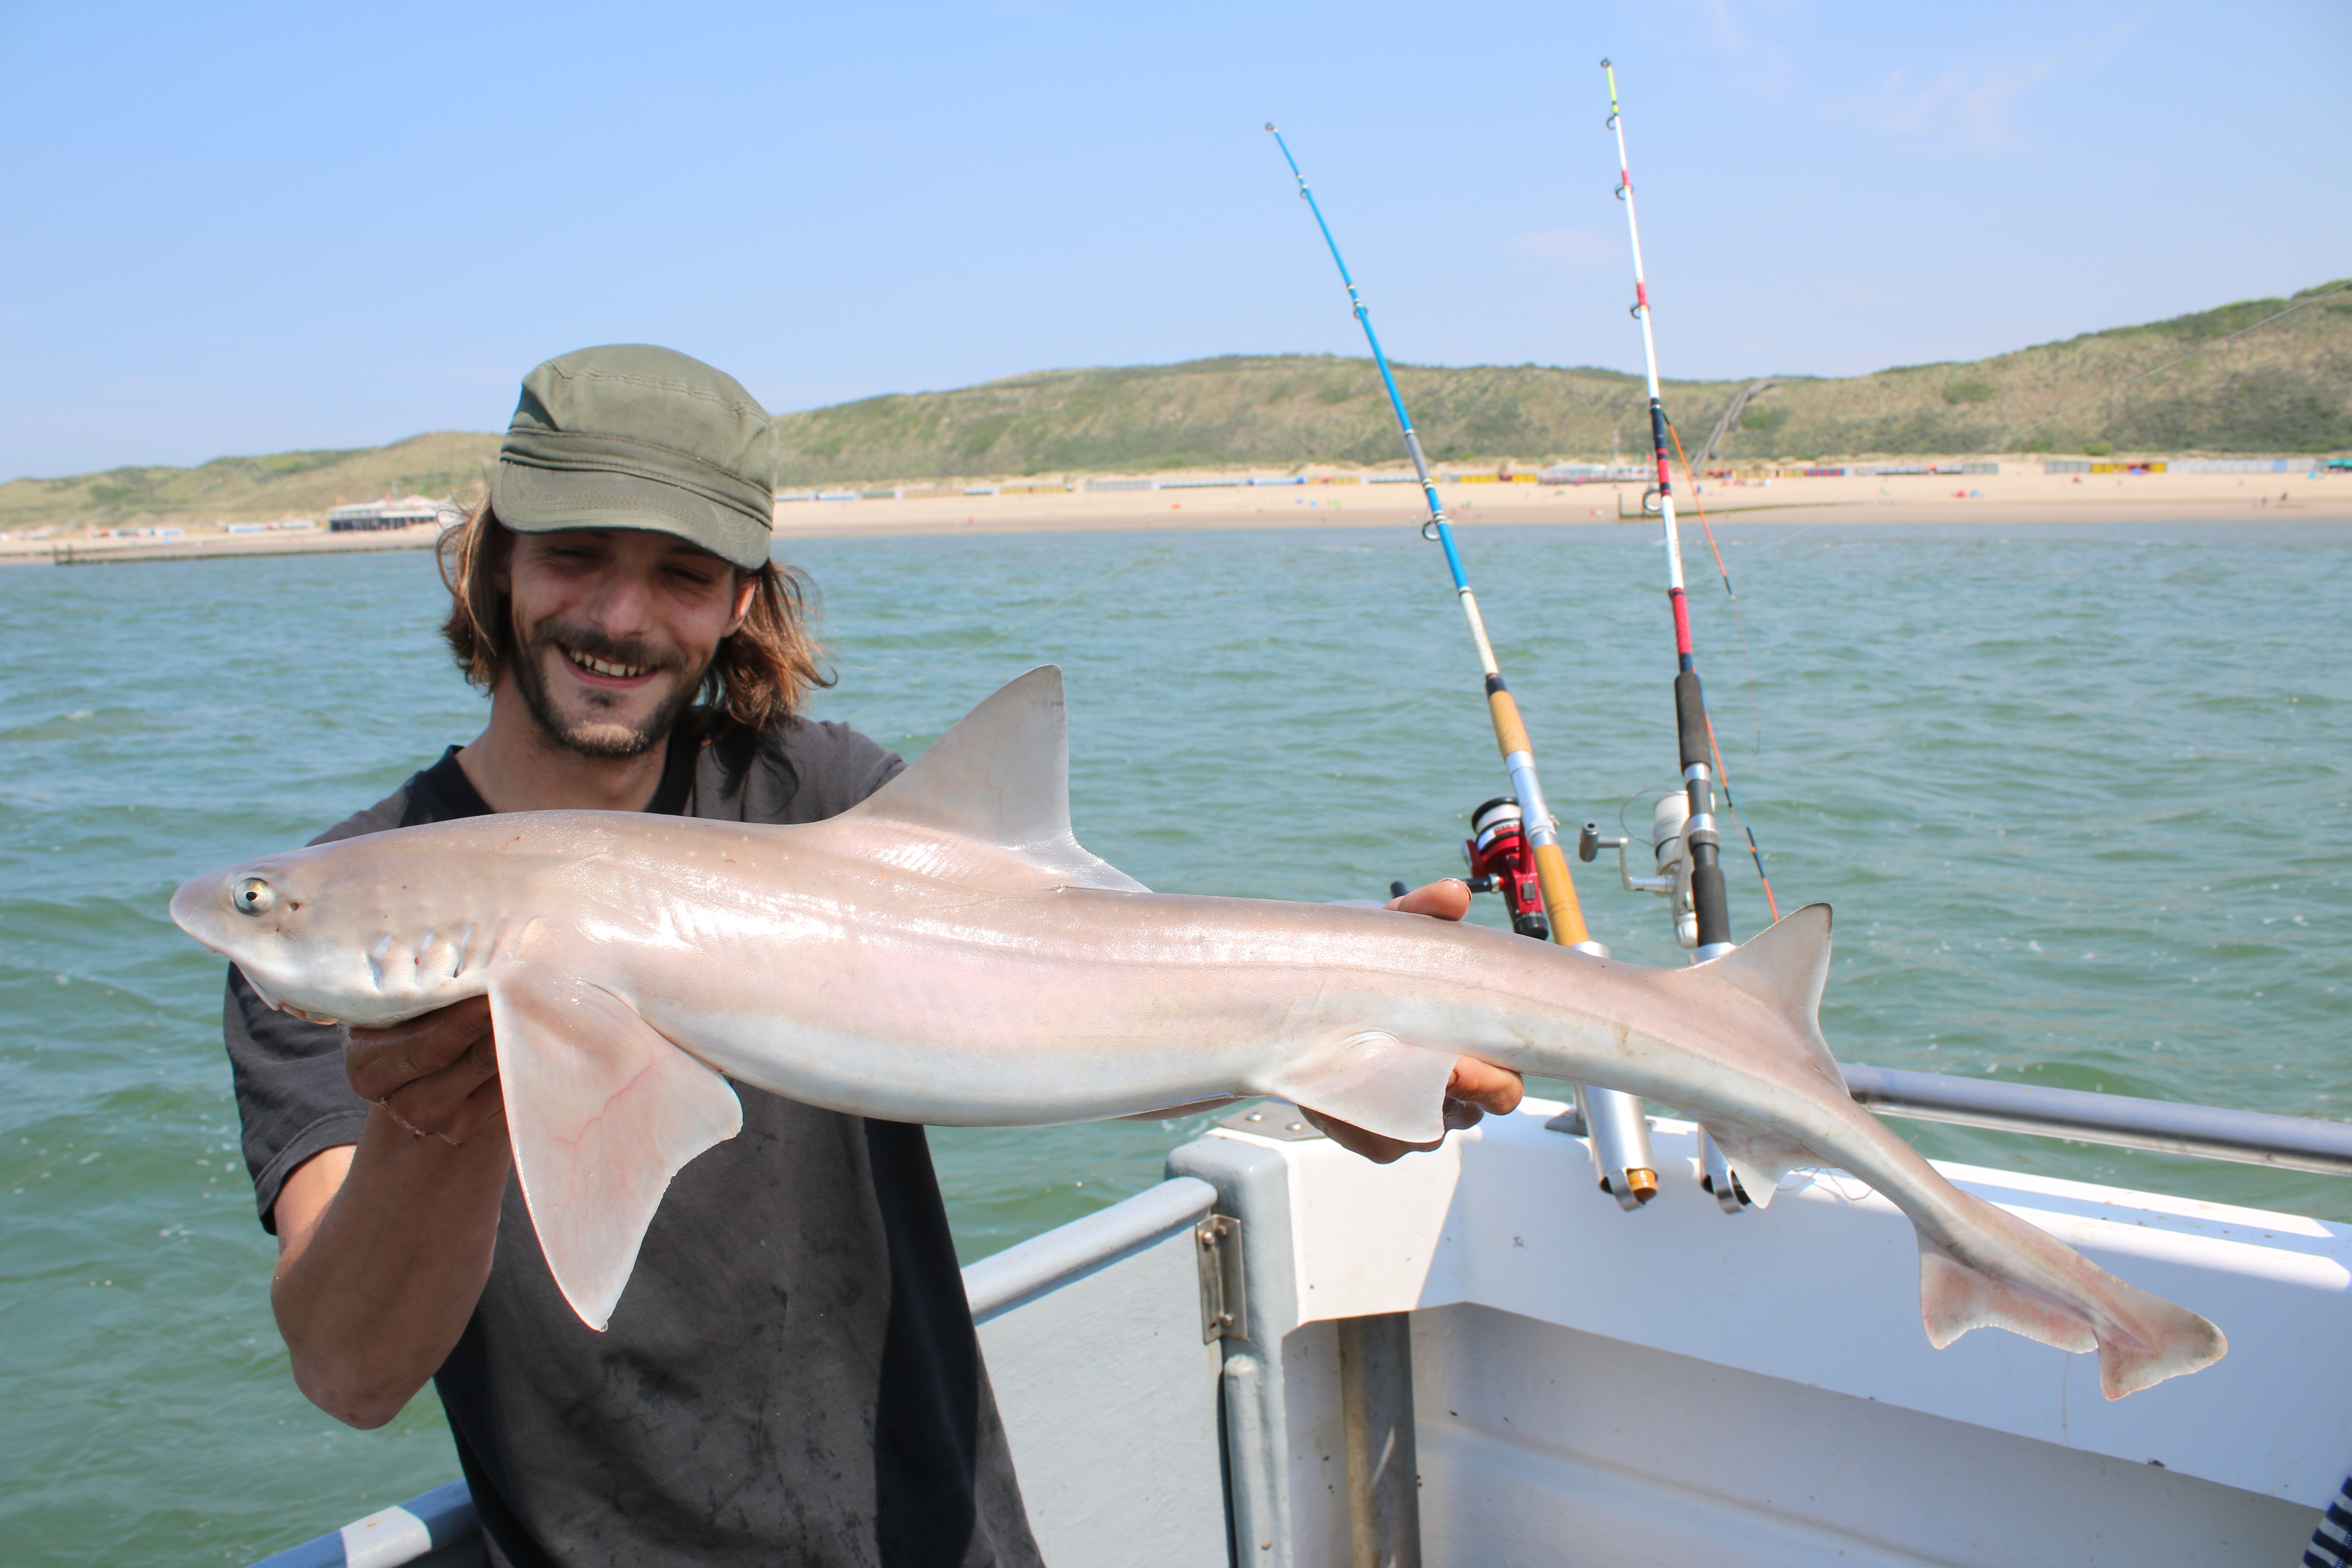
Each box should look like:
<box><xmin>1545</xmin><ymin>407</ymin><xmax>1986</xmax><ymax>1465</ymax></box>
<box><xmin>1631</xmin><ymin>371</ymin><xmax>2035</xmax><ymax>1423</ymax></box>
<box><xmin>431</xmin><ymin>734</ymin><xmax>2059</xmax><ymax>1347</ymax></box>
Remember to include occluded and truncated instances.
<box><xmin>1602</xmin><ymin>59</ymin><xmax>1736</xmax><ymax>957</ymax></box>
<box><xmin>1601</xmin><ymin>58</ymin><xmax>1761</xmax><ymax>1210</ymax></box>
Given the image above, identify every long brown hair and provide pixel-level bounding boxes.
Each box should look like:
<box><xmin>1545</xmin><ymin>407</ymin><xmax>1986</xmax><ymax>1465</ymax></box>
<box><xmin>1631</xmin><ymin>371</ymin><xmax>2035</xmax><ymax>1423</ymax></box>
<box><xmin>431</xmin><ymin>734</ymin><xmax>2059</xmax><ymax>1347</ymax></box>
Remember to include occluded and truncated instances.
<box><xmin>436</xmin><ymin>495</ymin><xmax>831</xmax><ymax>736</ymax></box>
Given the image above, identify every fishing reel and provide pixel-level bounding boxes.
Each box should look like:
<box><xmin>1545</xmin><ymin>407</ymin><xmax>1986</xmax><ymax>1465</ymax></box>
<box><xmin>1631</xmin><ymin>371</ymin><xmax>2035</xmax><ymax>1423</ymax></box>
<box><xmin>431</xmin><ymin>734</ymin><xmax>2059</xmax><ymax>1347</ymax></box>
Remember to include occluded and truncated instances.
<box><xmin>1461</xmin><ymin>797</ymin><xmax>1550</xmax><ymax>942</ymax></box>
<box><xmin>1466</xmin><ymin>795</ymin><xmax>1660</xmax><ymax>1209</ymax></box>
<box><xmin>1579</xmin><ymin>792</ymin><xmax>1700</xmax><ymax>951</ymax></box>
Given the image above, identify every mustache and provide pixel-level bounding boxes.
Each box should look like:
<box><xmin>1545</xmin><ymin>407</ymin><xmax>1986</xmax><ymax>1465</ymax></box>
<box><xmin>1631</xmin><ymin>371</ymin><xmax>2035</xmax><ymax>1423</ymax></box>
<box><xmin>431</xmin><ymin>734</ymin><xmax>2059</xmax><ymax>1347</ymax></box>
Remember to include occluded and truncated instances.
<box><xmin>528</xmin><ymin>619</ymin><xmax>686</xmax><ymax>676</ymax></box>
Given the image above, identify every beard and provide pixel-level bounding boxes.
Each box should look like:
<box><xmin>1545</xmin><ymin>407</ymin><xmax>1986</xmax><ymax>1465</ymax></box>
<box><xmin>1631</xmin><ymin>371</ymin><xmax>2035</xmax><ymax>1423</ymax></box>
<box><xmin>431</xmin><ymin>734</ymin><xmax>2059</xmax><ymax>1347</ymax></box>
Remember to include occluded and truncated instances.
<box><xmin>510</xmin><ymin>614</ymin><xmax>706</xmax><ymax>760</ymax></box>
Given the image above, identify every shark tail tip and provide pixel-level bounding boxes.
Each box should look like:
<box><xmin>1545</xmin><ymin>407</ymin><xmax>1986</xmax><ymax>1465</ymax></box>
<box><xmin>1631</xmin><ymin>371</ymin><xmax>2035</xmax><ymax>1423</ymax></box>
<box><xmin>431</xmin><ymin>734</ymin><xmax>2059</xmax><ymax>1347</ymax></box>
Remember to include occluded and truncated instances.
<box><xmin>2097</xmin><ymin>1311</ymin><xmax>2228</xmax><ymax>1401</ymax></box>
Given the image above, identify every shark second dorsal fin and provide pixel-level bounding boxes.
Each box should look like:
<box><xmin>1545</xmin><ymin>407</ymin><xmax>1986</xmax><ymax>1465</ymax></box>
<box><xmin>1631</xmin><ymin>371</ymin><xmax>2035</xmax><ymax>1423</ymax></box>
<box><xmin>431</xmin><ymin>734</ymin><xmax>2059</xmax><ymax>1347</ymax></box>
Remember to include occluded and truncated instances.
<box><xmin>845</xmin><ymin>666</ymin><xmax>1149</xmax><ymax>893</ymax></box>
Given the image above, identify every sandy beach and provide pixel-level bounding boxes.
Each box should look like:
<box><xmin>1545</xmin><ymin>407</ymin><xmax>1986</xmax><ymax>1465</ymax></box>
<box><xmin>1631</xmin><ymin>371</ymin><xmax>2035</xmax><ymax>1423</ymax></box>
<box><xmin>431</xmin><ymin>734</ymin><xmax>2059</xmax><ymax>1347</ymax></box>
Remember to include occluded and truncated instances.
<box><xmin>2</xmin><ymin>465</ymin><xmax>2340</xmax><ymax>566</ymax></box>
<box><xmin>0</xmin><ymin>523</ymin><xmax>445</xmax><ymax>567</ymax></box>
<box><xmin>771</xmin><ymin>466</ymin><xmax>2350</xmax><ymax>539</ymax></box>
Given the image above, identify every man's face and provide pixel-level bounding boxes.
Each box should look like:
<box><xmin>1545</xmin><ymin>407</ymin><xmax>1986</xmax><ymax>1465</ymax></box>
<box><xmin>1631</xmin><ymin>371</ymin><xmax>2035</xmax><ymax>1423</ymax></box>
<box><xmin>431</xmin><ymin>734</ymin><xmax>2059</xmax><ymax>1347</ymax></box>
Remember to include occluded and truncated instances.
<box><xmin>497</xmin><ymin>529</ymin><xmax>755</xmax><ymax>759</ymax></box>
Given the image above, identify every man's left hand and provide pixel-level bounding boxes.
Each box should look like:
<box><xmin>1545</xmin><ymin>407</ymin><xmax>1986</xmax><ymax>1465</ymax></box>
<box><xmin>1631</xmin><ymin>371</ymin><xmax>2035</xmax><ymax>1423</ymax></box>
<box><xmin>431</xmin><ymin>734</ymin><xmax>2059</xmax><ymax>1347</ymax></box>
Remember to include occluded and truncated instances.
<box><xmin>1300</xmin><ymin>878</ymin><xmax>1526</xmax><ymax>1163</ymax></box>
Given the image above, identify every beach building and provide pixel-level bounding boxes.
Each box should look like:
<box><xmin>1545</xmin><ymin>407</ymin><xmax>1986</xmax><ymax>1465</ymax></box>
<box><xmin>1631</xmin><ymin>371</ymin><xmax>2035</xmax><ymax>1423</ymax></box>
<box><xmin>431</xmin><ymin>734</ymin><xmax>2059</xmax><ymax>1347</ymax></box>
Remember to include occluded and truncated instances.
<box><xmin>326</xmin><ymin>494</ymin><xmax>449</xmax><ymax>533</ymax></box>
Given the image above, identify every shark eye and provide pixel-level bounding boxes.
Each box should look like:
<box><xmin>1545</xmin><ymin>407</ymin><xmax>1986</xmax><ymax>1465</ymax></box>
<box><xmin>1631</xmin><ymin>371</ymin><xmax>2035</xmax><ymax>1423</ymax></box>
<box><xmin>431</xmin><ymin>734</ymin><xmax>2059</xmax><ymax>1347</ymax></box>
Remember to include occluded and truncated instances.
<box><xmin>233</xmin><ymin>877</ymin><xmax>276</xmax><ymax>916</ymax></box>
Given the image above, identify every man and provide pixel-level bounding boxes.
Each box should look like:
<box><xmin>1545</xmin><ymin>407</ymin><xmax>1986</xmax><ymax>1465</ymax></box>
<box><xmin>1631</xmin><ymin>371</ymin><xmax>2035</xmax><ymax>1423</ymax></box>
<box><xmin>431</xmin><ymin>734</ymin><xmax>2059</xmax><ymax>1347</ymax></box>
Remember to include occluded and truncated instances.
<box><xmin>223</xmin><ymin>344</ymin><xmax>1520</xmax><ymax>1566</ymax></box>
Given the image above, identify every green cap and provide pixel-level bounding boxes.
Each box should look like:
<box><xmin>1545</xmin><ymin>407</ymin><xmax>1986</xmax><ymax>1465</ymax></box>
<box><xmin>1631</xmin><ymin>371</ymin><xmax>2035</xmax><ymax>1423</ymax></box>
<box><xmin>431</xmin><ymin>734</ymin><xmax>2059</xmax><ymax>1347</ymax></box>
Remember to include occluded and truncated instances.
<box><xmin>492</xmin><ymin>344</ymin><xmax>777</xmax><ymax>570</ymax></box>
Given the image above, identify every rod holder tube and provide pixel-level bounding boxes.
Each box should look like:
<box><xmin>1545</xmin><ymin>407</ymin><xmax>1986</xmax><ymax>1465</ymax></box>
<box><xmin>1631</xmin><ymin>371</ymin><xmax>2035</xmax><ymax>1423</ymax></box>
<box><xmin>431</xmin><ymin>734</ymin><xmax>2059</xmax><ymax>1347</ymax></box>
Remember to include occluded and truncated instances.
<box><xmin>1575</xmin><ymin>1084</ymin><xmax>1661</xmax><ymax>1208</ymax></box>
<box><xmin>1698</xmin><ymin>1130</ymin><xmax>1753</xmax><ymax>1212</ymax></box>
<box><xmin>1337</xmin><ymin>1312</ymin><xmax>1423</xmax><ymax>1568</ymax></box>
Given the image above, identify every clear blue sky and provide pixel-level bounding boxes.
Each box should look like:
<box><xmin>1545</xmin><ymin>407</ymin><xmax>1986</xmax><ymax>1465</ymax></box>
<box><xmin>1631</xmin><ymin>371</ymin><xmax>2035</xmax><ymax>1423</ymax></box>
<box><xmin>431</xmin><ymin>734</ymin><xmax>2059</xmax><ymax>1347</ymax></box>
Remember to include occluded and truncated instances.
<box><xmin>1</xmin><ymin>0</ymin><xmax>2343</xmax><ymax>479</ymax></box>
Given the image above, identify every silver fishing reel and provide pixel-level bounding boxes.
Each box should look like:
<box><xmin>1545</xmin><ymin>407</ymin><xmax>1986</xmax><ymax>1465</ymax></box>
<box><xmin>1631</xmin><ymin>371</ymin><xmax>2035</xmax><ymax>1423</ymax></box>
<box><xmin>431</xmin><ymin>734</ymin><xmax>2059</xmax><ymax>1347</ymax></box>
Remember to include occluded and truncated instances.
<box><xmin>1577</xmin><ymin>792</ymin><xmax>1699</xmax><ymax>950</ymax></box>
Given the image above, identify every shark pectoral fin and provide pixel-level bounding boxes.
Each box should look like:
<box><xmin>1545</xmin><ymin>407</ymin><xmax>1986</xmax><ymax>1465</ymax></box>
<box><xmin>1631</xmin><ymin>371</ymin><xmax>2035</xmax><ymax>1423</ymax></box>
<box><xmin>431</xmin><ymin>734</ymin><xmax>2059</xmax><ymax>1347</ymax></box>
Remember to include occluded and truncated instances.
<box><xmin>842</xmin><ymin>666</ymin><xmax>1150</xmax><ymax>893</ymax></box>
<box><xmin>1274</xmin><ymin>1031</ymin><xmax>1456</xmax><ymax>1146</ymax></box>
<box><xmin>487</xmin><ymin>968</ymin><xmax>743</xmax><ymax>1332</ymax></box>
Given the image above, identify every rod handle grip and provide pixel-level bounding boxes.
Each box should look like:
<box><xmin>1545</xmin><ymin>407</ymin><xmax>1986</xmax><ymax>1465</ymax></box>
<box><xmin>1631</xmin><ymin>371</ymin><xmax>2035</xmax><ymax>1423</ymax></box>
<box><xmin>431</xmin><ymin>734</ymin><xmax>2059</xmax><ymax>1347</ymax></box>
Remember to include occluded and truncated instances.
<box><xmin>1486</xmin><ymin>687</ymin><xmax>1592</xmax><ymax>947</ymax></box>
<box><xmin>1674</xmin><ymin>670</ymin><xmax>1710</xmax><ymax>773</ymax></box>
<box><xmin>1486</xmin><ymin>688</ymin><xmax>1534</xmax><ymax>758</ymax></box>
<box><xmin>1690</xmin><ymin>852</ymin><xmax>1731</xmax><ymax>950</ymax></box>
<box><xmin>1532</xmin><ymin>840</ymin><xmax>1591</xmax><ymax>947</ymax></box>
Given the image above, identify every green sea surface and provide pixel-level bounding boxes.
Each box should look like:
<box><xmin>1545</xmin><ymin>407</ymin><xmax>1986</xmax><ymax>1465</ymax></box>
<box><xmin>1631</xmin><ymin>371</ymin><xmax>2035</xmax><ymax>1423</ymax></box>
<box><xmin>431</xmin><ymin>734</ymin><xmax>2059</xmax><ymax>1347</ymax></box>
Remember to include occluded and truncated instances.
<box><xmin>3</xmin><ymin>519</ymin><xmax>2347</xmax><ymax>1563</ymax></box>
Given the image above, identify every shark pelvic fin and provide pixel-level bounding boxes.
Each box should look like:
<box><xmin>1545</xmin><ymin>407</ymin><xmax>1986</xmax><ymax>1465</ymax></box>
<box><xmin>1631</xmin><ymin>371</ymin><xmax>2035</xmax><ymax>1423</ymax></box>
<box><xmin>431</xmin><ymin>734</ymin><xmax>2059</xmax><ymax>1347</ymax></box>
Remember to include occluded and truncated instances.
<box><xmin>1273</xmin><ymin>1030</ymin><xmax>1457</xmax><ymax>1146</ymax></box>
<box><xmin>488</xmin><ymin>965</ymin><xmax>743</xmax><ymax>1331</ymax></box>
<box><xmin>1697</xmin><ymin>1123</ymin><xmax>1821</xmax><ymax>1210</ymax></box>
<box><xmin>846</xmin><ymin>666</ymin><xmax>1149</xmax><ymax>893</ymax></box>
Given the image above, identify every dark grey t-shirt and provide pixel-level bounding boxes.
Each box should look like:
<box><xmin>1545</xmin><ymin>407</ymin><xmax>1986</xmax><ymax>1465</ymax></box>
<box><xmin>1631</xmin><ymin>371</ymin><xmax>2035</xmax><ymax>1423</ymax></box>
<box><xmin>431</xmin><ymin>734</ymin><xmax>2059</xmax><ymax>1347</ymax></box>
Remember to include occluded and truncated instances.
<box><xmin>223</xmin><ymin>718</ymin><xmax>1043</xmax><ymax>1568</ymax></box>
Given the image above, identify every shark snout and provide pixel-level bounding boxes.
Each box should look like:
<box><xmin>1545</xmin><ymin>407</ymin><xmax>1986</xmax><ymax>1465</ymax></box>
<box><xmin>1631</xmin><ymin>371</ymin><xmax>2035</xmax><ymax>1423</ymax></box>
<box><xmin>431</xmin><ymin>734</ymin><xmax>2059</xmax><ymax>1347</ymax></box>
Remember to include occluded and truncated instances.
<box><xmin>169</xmin><ymin>868</ymin><xmax>234</xmax><ymax>951</ymax></box>
<box><xmin>170</xmin><ymin>859</ymin><xmax>300</xmax><ymax>958</ymax></box>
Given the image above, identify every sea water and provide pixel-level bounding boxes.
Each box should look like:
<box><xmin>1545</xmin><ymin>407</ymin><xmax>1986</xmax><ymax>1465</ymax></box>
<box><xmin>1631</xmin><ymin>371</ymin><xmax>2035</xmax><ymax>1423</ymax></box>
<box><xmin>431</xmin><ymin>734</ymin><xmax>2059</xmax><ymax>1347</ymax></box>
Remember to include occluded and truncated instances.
<box><xmin>2</xmin><ymin>519</ymin><xmax>2346</xmax><ymax>1563</ymax></box>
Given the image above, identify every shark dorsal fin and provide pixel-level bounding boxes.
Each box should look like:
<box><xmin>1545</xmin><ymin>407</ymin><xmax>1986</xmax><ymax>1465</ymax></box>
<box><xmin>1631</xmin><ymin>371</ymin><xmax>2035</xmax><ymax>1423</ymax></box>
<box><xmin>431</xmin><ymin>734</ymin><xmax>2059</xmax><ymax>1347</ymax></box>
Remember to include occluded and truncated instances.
<box><xmin>846</xmin><ymin>666</ymin><xmax>1149</xmax><ymax>893</ymax></box>
<box><xmin>1696</xmin><ymin>902</ymin><xmax>1844</xmax><ymax>1092</ymax></box>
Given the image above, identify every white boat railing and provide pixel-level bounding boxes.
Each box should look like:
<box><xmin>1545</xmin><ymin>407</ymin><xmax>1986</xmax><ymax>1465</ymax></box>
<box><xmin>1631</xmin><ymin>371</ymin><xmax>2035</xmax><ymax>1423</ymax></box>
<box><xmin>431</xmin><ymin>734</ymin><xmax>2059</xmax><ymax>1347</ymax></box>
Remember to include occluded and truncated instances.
<box><xmin>246</xmin><ymin>1072</ymin><xmax>2352</xmax><ymax>1567</ymax></box>
<box><xmin>1842</xmin><ymin>1064</ymin><xmax>2352</xmax><ymax>1175</ymax></box>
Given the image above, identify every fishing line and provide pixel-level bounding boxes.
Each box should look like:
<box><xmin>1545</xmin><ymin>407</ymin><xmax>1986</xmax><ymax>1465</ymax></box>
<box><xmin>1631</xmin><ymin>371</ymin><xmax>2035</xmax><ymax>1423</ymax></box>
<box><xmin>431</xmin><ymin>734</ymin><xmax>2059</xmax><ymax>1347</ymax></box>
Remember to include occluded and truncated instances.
<box><xmin>1664</xmin><ymin>415</ymin><xmax>1760</xmax><ymax>734</ymax></box>
<box><xmin>1701</xmin><ymin>709</ymin><xmax>1780</xmax><ymax>922</ymax></box>
<box><xmin>1519</xmin><ymin>0</ymin><xmax>2176</xmax><ymax>359</ymax></box>
<box><xmin>1741</xmin><ymin>521</ymin><xmax>1831</xmax><ymax>556</ymax></box>
<box><xmin>1975</xmin><ymin>279</ymin><xmax>2352</xmax><ymax>454</ymax></box>
<box><xmin>1266</xmin><ymin>121</ymin><xmax>1597</xmax><ymax>951</ymax></box>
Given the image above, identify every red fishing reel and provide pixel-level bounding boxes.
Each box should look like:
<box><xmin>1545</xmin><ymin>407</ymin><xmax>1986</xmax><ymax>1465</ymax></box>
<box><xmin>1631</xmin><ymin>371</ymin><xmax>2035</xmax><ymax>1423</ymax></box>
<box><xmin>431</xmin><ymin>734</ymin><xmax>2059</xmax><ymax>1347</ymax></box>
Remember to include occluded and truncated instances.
<box><xmin>1463</xmin><ymin>796</ymin><xmax>1551</xmax><ymax>942</ymax></box>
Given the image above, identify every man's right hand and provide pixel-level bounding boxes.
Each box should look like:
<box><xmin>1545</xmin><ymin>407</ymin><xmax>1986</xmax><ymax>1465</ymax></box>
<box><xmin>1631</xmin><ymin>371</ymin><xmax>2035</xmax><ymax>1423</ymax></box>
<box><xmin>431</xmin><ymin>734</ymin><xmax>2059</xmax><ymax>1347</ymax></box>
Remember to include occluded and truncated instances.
<box><xmin>276</xmin><ymin>994</ymin><xmax>514</xmax><ymax>1428</ymax></box>
<box><xmin>345</xmin><ymin>996</ymin><xmax>504</xmax><ymax>1146</ymax></box>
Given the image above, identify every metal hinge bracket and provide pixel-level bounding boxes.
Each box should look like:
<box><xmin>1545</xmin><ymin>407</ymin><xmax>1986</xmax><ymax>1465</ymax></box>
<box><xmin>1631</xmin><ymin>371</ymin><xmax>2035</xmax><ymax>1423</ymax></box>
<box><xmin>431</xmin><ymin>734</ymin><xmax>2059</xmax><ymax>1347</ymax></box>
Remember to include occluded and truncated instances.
<box><xmin>1196</xmin><ymin>1213</ymin><xmax>1248</xmax><ymax>1343</ymax></box>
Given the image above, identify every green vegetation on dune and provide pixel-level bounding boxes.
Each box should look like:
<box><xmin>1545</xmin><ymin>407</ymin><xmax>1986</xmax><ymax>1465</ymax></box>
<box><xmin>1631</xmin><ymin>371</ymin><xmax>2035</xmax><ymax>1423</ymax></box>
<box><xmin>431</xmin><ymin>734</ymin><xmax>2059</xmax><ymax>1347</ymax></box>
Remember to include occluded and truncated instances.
<box><xmin>7</xmin><ymin>282</ymin><xmax>2345</xmax><ymax>529</ymax></box>
<box><xmin>771</xmin><ymin>356</ymin><xmax>1680</xmax><ymax>483</ymax></box>
<box><xmin>766</xmin><ymin>279</ymin><xmax>2348</xmax><ymax>482</ymax></box>
<box><xmin>0</xmin><ymin>432</ymin><xmax>500</xmax><ymax>535</ymax></box>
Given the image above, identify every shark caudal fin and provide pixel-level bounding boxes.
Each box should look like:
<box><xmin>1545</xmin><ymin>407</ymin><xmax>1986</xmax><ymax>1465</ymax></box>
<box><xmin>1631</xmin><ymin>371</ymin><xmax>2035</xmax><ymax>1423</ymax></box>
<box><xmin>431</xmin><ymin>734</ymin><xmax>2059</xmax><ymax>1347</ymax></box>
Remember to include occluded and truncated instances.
<box><xmin>843</xmin><ymin>666</ymin><xmax>1149</xmax><ymax>893</ymax></box>
<box><xmin>1675</xmin><ymin>904</ymin><xmax>2226</xmax><ymax>1395</ymax></box>
<box><xmin>1920</xmin><ymin>1202</ymin><xmax>2229</xmax><ymax>1399</ymax></box>
<box><xmin>489</xmin><ymin>962</ymin><xmax>743</xmax><ymax>1331</ymax></box>
<box><xmin>1684</xmin><ymin>904</ymin><xmax>1843</xmax><ymax>1208</ymax></box>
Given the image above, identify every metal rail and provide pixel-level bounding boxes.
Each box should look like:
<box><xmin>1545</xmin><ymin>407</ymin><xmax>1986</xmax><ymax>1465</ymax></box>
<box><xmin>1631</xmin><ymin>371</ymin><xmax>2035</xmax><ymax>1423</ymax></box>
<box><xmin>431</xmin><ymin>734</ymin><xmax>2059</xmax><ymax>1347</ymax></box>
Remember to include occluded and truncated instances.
<box><xmin>1844</xmin><ymin>1065</ymin><xmax>2352</xmax><ymax>1177</ymax></box>
<box><xmin>961</xmin><ymin>1174</ymin><xmax>1218</xmax><ymax>1319</ymax></box>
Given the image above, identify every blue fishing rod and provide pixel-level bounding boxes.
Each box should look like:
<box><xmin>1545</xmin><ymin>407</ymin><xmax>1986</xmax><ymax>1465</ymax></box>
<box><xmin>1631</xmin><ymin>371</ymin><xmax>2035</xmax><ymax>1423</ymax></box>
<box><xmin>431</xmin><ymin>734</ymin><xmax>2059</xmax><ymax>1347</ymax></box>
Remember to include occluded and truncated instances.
<box><xmin>1265</xmin><ymin>123</ymin><xmax>1660</xmax><ymax>1210</ymax></box>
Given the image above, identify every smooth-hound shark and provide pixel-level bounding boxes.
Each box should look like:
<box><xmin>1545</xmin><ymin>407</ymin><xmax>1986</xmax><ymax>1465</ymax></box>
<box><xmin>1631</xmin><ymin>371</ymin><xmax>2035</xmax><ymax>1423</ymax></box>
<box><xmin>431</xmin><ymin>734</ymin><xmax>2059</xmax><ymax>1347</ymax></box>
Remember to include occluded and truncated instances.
<box><xmin>172</xmin><ymin>668</ymin><xmax>2224</xmax><ymax>1397</ymax></box>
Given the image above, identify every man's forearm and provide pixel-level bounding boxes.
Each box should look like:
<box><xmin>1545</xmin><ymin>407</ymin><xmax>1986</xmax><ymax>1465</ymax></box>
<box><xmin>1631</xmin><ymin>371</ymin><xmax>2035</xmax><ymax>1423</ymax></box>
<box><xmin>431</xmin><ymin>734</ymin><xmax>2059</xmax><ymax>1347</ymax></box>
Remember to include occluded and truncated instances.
<box><xmin>272</xmin><ymin>1105</ymin><xmax>511</xmax><ymax>1429</ymax></box>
